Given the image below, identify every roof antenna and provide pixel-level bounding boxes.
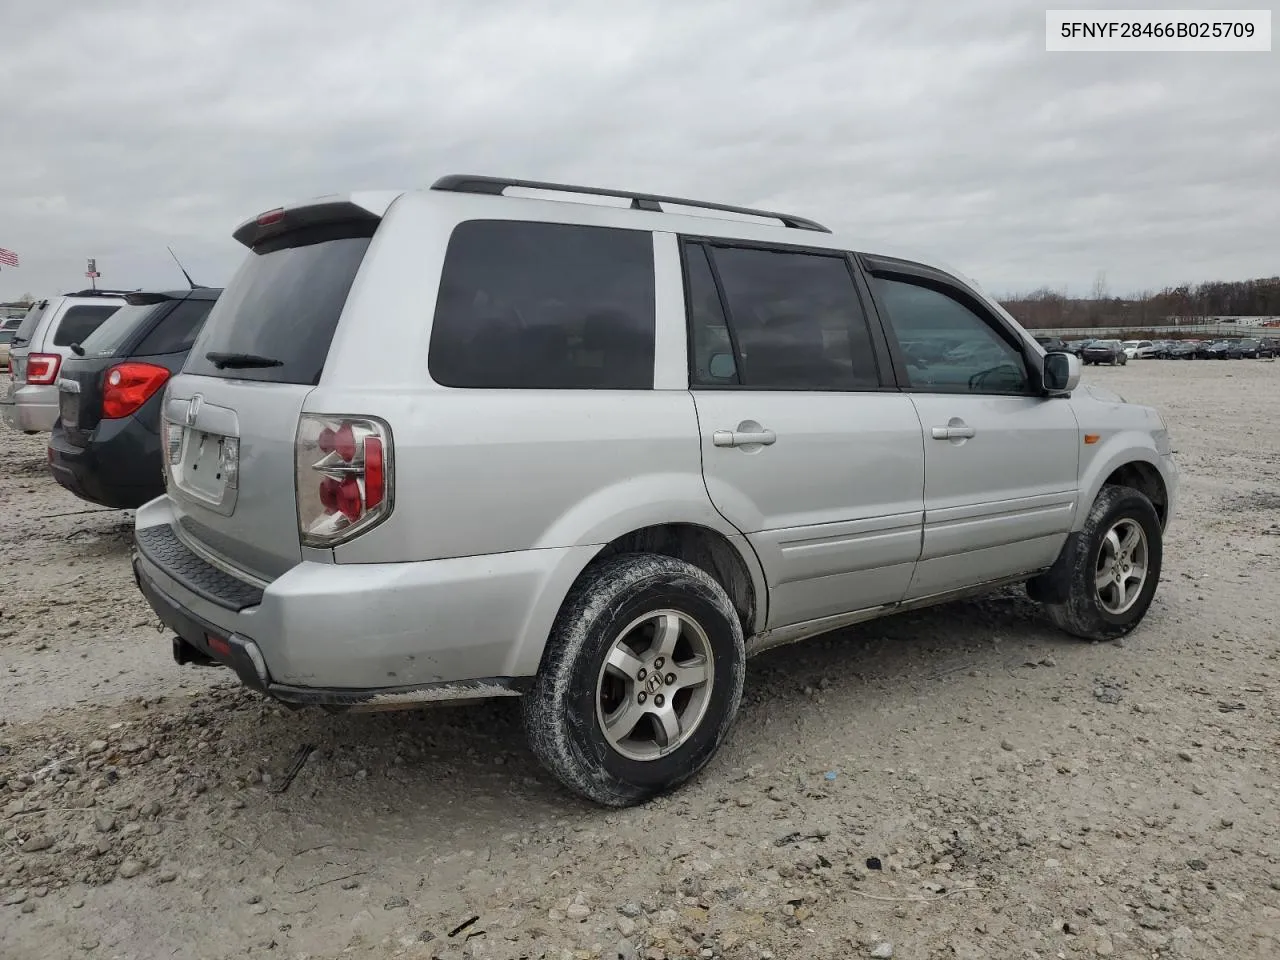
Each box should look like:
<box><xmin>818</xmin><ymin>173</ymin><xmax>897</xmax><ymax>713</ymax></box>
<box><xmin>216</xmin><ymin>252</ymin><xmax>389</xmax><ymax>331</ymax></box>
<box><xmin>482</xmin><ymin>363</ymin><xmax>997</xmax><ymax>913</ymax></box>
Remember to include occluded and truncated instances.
<box><xmin>167</xmin><ymin>246</ymin><xmax>206</xmax><ymax>290</ymax></box>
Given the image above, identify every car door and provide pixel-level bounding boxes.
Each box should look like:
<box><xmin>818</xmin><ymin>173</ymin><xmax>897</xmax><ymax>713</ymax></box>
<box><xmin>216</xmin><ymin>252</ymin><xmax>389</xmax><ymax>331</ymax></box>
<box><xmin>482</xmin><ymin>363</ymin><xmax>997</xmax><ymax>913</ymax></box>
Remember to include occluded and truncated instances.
<box><xmin>684</xmin><ymin>240</ymin><xmax>925</xmax><ymax>629</ymax></box>
<box><xmin>862</xmin><ymin>257</ymin><xmax>1079</xmax><ymax>601</ymax></box>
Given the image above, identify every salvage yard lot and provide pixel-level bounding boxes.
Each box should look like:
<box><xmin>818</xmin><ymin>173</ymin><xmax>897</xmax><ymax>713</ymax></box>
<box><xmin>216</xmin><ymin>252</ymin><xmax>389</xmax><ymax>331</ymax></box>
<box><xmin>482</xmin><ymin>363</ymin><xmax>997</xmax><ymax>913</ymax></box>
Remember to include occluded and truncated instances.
<box><xmin>2</xmin><ymin>361</ymin><xmax>1279</xmax><ymax>960</ymax></box>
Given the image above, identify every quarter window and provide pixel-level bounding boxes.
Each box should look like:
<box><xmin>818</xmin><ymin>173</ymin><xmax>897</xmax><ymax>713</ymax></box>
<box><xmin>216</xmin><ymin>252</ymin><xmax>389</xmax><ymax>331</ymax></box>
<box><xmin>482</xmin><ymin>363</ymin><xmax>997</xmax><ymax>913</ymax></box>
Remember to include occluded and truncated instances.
<box><xmin>872</xmin><ymin>277</ymin><xmax>1030</xmax><ymax>394</ymax></box>
<box><xmin>688</xmin><ymin>244</ymin><xmax>879</xmax><ymax>390</ymax></box>
<box><xmin>429</xmin><ymin>220</ymin><xmax>656</xmax><ymax>390</ymax></box>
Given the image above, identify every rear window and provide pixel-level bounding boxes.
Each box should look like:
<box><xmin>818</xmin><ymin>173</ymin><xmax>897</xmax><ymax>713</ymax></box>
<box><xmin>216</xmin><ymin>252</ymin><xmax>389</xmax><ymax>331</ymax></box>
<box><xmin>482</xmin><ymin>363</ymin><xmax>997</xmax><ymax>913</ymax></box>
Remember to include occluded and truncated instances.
<box><xmin>13</xmin><ymin>302</ymin><xmax>47</xmax><ymax>343</ymax></box>
<box><xmin>184</xmin><ymin>223</ymin><xmax>375</xmax><ymax>384</ymax></box>
<box><xmin>428</xmin><ymin>220</ymin><xmax>656</xmax><ymax>389</ymax></box>
<box><xmin>52</xmin><ymin>305</ymin><xmax>122</xmax><ymax>347</ymax></box>
<box><xmin>80</xmin><ymin>303</ymin><xmax>168</xmax><ymax>357</ymax></box>
<box><xmin>134</xmin><ymin>298</ymin><xmax>217</xmax><ymax>355</ymax></box>
<box><xmin>0</xmin><ymin>330</ymin><xmax>13</xmax><ymax>344</ymax></box>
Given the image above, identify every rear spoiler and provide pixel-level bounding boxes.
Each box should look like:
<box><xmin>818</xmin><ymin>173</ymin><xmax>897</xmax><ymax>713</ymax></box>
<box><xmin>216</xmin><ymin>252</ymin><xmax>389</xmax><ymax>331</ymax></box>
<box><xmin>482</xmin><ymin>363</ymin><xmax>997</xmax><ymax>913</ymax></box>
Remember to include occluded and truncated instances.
<box><xmin>232</xmin><ymin>192</ymin><xmax>402</xmax><ymax>249</ymax></box>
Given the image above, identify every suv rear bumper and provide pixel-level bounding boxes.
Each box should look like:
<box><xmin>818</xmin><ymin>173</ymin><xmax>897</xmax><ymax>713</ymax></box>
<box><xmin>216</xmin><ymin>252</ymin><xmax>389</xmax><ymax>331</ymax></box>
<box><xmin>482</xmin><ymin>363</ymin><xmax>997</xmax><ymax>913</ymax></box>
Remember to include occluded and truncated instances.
<box><xmin>131</xmin><ymin>498</ymin><xmax>582</xmax><ymax>705</ymax></box>
<box><xmin>1</xmin><ymin>384</ymin><xmax>58</xmax><ymax>433</ymax></box>
<box><xmin>48</xmin><ymin>418</ymin><xmax>165</xmax><ymax>509</ymax></box>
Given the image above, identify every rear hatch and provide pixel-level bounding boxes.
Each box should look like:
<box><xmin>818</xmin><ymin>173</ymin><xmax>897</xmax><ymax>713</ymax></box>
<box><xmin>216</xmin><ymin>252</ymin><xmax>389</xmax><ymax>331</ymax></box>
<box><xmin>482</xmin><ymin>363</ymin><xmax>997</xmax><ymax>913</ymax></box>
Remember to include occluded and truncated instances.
<box><xmin>4</xmin><ymin>301</ymin><xmax>47</xmax><ymax>389</ymax></box>
<box><xmin>163</xmin><ymin>199</ymin><xmax>388</xmax><ymax>581</ymax></box>
<box><xmin>58</xmin><ymin>292</ymin><xmax>217</xmax><ymax>445</ymax></box>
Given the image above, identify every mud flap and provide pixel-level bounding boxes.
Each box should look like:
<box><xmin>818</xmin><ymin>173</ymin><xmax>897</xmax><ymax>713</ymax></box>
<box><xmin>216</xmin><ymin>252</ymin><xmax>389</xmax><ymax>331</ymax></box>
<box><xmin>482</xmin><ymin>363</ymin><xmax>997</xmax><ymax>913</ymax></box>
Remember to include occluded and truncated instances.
<box><xmin>1025</xmin><ymin>532</ymin><xmax>1082</xmax><ymax>604</ymax></box>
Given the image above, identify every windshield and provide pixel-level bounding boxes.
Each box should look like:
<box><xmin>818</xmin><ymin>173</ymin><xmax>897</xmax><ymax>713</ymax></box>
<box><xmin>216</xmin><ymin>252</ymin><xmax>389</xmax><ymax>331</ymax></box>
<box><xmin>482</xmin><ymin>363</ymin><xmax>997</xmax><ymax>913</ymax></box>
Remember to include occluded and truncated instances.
<box><xmin>78</xmin><ymin>302</ymin><xmax>166</xmax><ymax>357</ymax></box>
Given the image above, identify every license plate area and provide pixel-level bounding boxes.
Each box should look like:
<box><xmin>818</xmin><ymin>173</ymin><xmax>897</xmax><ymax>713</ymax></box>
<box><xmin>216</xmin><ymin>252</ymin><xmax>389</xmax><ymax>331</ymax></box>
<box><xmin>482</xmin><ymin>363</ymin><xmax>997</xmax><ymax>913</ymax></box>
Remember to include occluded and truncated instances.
<box><xmin>183</xmin><ymin>429</ymin><xmax>229</xmax><ymax>500</ymax></box>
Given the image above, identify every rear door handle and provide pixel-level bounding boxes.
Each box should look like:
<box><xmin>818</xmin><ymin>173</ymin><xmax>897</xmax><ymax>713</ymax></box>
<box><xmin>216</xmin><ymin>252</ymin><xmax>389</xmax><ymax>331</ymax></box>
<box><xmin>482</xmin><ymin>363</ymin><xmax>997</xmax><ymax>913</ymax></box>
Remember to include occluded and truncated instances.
<box><xmin>713</xmin><ymin>428</ymin><xmax>777</xmax><ymax>448</ymax></box>
<box><xmin>931</xmin><ymin>424</ymin><xmax>976</xmax><ymax>440</ymax></box>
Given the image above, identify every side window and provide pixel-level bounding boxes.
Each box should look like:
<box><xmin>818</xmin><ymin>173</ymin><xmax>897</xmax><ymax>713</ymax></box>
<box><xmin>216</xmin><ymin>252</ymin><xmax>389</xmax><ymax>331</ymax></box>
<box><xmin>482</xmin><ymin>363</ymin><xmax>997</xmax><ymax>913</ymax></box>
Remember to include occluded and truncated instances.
<box><xmin>429</xmin><ymin>220</ymin><xmax>655</xmax><ymax>389</ymax></box>
<box><xmin>52</xmin><ymin>305</ymin><xmax>121</xmax><ymax>346</ymax></box>
<box><xmin>872</xmin><ymin>277</ymin><xmax>1030</xmax><ymax>394</ymax></box>
<box><xmin>684</xmin><ymin>245</ymin><xmax>736</xmax><ymax>383</ymax></box>
<box><xmin>134</xmin><ymin>299</ymin><xmax>216</xmax><ymax>355</ymax></box>
<box><xmin>691</xmin><ymin>245</ymin><xmax>880</xmax><ymax>390</ymax></box>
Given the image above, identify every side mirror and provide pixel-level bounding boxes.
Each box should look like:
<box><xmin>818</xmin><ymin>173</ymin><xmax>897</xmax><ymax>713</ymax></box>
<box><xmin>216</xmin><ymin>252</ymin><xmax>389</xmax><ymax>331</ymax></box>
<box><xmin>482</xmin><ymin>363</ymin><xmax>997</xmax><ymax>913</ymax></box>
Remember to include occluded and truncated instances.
<box><xmin>1043</xmin><ymin>351</ymin><xmax>1080</xmax><ymax>396</ymax></box>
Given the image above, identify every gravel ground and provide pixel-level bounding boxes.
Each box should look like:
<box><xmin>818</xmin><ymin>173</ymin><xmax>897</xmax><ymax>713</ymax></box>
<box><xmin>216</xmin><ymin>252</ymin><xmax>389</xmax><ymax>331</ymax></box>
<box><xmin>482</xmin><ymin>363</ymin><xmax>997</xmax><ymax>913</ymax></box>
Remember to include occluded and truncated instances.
<box><xmin>2</xmin><ymin>360</ymin><xmax>1279</xmax><ymax>960</ymax></box>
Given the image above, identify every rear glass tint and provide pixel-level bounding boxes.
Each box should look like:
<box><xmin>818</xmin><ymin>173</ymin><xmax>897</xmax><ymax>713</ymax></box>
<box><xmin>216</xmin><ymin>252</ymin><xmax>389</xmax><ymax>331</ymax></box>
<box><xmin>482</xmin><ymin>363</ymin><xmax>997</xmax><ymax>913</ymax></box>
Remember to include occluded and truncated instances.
<box><xmin>80</xmin><ymin>303</ymin><xmax>167</xmax><ymax>357</ymax></box>
<box><xmin>429</xmin><ymin>220</ymin><xmax>655</xmax><ymax>389</ymax></box>
<box><xmin>52</xmin><ymin>305</ymin><xmax>122</xmax><ymax>347</ymax></box>
<box><xmin>184</xmin><ymin>222</ymin><xmax>375</xmax><ymax>385</ymax></box>
<box><xmin>13</xmin><ymin>302</ymin><xmax>47</xmax><ymax>342</ymax></box>
<box><xmin>134</xmin><ymin>298</ymin><xmax>217</xmax><ymax>355</ymax></box>
<box><xmin>0</xmin><ymin>330</ymin><xmax>13</xmax><ymax>344</ymax></box>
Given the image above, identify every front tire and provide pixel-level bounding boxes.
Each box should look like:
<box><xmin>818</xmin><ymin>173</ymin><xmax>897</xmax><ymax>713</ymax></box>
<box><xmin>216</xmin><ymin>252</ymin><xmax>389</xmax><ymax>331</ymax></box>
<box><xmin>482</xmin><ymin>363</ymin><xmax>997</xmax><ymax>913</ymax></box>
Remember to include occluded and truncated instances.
<box><xmin>1040</xmin><ymin>485</ymin><xmax>1163</xmax><ymax>641</ymax></box>
<box><xmin>522</xmin><ymin>554</ymin><xmax>746</xmax><ymax>806</ymax></box>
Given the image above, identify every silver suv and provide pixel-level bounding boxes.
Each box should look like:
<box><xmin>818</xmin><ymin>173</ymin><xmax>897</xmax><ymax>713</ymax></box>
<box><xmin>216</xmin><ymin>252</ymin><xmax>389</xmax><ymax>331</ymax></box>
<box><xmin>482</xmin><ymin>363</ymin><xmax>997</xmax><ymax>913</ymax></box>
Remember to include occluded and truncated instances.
<box><xmin>3</xmin><ymin>291</ymin><xmax>128</xmax><ymax>432</ymax></box>
<box><xmin>132</xmin><ymin>175</ymin><xmax>1178</xmax><ymax>806</ymax></box>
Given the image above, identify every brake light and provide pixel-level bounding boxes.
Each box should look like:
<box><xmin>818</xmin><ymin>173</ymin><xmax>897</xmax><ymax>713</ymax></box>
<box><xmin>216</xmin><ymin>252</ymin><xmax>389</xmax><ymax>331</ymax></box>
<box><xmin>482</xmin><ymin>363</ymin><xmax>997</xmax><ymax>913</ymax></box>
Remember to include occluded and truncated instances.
<box><xmin>257</xmin><ymin>208</ymin><xmax>285</xmax><ymax>226</ymax></box>
<box><xmin>26</xmin><ymin>353</ymin><xmax>61</xmax><ymax>385</ymax></box>
<box><xmin>295</xmin><ymin>415</ymin><xmax>393</xmax><ymax>546</ymax></box>
<box><xmin>102</xmin><ymin>363</ymin><xmax>171</xmax><ymax>419</ymax></box>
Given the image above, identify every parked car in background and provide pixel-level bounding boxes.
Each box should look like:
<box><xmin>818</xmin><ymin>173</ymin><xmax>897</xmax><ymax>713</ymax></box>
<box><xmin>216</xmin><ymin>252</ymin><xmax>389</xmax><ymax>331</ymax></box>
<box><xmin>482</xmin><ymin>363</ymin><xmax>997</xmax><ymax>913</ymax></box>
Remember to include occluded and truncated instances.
<box><xmin>1034</xmin><ymin>336</ymin><xmax>1068</xmax><ymax>353</ymax></box>
<box><xmin>1083</xmin><ymin>339</ymin><xmax>1128</xmax><ymax>365</ymax></box>
<box><xmin>1147</xmin><ymin>340</ymin><xmax>1174</xmax><ymax>359</ymax></box>
<box><xmin>0</xmin><ymin>317</ymin><xmax>21</xmax><ymax>369</ymax></box>
<box><xmin>1259</xmin><ymin>338</ymin><xmax>1279</xmax><ymax>358</ymax></box>
<box><xmin>1169</xmin><ymin>340</ymin><xmax>1202</xmax><ymax>359</ymax></box>
<box><xmin>1237</xmin><ymin>338</ymin><xmax>1262</xmax><ymax>359</ymax></box>
<box><xmin>1204</xmin><ymin>339</ymin><xmax>1242</xmax><ymax>359</ymax></box>
<box><xmin>1064</xmin><ymin>339</ymin><xmax>1094</xmax><ymax>356</ymax></box>
<box><xmin>1122</xmin><ymin>340</ymin><xmax>1156</xmax><ymax>359</ymax></box>
<box><xmin>47</xmin><ymin>288</ymin><xmax>221</xmax><ymax>508</ymax></box>
<box><xmin>129</xmin><ymin>175</ymin><xmax>1178</xmax><ymax>806</ymax></box>
<box><xmin>2</xmin><ymin>290</ymin><xmax>129</xmax><ymax>433</ymax></box>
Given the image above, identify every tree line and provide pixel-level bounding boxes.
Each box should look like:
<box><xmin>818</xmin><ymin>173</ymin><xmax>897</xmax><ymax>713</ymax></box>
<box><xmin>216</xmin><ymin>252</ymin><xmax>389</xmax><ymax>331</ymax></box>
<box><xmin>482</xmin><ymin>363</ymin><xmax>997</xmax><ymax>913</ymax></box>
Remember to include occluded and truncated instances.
<box><xmin>1000</xmin><ymin>275</ymin><xmax>1280</xmax><ymax>330</ymax></box>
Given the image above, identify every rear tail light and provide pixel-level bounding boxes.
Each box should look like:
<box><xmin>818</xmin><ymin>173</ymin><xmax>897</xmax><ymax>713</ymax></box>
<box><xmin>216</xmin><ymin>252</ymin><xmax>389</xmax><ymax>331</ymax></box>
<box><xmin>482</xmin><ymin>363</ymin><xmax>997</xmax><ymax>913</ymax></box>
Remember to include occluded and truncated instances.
<box><xmin>102</xmin><ymin>363</ymin><xmax>171</xmax><ymax>419</ymax></box>
<box><xmin>295</xmin><ymin>415</ymin><xmax>393</xmax><ymax>546</ymax></box>
<box><xmin>26</xmin><ymin>353</ymin><xmax>61</xmax><ymax>385</ymax></box>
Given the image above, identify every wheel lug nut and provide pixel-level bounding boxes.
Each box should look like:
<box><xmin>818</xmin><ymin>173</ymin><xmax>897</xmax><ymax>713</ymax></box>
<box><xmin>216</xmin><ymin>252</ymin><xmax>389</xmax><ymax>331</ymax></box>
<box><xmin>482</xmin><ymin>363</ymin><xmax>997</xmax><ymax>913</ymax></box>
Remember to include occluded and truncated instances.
<box><xmin>654</xmin><ymin>694</ymin><xmax>665</xmax><ymax>707</ymax></box>
<box><xmin>637</xmin><ymin>668</ymin><xmax>647</xmax><ymax>681</ymax></box>
<box><xmin>654</xmin><ymin>657</ymin><xmax>664</xmax><ymax>669</ymax></box>
<box><xmin>666</xmin><ymin>673</ymin><xmax>676</xmax><ymax>685</ymax></box>
<box><xmin>638</xmin><ymin>692</ymin><xmax>647</xmax><ymax>704</ymax></box>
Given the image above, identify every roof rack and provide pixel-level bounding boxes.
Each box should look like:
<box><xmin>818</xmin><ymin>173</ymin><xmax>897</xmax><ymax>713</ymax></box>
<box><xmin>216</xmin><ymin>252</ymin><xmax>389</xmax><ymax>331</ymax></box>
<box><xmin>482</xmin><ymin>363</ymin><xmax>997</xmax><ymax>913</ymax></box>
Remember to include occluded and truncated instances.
<box><xmin>431</xmin><ymin>175</ymin><xmax>831</xmax><ymax>233</ymax></box>
<box><xmin>60</xmin><ymin>288</ymin><xmax>136</xmax><ymax>298</ymax></box>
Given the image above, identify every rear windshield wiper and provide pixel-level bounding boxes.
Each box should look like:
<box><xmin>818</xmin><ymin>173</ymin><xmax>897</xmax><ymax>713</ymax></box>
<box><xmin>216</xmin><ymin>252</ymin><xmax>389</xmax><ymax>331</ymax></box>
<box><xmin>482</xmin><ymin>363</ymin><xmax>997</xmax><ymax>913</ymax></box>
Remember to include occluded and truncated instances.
<box><xmin>69</xmin><ymin>342</ymin><xmax>85</xmax><ymax>356</ymax></box>
<box><xmin>206</xmin><ymin>351</ymin><xmax>284</xmax><ymax>370</ymax></box>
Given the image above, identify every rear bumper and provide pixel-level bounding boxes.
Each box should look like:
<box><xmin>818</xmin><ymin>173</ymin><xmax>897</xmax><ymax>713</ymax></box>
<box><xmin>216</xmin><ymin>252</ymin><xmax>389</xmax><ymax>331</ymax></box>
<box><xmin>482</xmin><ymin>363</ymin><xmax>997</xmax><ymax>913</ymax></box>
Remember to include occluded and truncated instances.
<box><xmin>48</xmin><ymin>418</ymin><xmax>165</xmax><ymax>509</ymax></box>
<box><xmin>130</xmin><ymin>498</ymin><xmax>584</xmax><ymax>704</ymax></box>
<box><xmin>1</xmin><ymin>384</ymin><xmax>58</xmax><ymax>433</ymax></box>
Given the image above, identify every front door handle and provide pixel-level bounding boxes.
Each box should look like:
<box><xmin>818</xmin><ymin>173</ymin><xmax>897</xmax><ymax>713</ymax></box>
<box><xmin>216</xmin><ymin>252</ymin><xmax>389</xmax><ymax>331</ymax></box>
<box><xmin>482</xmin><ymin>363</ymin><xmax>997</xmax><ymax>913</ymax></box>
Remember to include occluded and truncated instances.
<box><xmin>713</xmin><ymin>428</ymin><xmax>777</xmax><ymax>448</ymax></box>
<box><xmin>931</xmin><ymin>423</ymin><xmax>976</xmax><ymax>440</ymax></box>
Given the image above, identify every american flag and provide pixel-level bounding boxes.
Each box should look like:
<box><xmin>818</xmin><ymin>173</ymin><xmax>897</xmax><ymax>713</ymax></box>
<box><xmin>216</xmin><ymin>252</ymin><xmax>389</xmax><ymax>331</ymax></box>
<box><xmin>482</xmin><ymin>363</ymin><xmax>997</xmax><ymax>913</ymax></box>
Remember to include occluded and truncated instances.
<box><xmin>0</xmin><ymin>248</ymin><xmax>19</xmax><ymax>267</ymax></box>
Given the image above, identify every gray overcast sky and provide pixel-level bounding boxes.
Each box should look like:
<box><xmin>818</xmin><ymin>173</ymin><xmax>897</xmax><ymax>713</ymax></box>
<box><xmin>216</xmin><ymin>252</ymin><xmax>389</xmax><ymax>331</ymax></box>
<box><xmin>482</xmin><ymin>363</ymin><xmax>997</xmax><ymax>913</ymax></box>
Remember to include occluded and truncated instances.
<box><xmin>1</xmin><ymin>0</ymin><xmax>1276</xmax><ymax>302</ymax></box>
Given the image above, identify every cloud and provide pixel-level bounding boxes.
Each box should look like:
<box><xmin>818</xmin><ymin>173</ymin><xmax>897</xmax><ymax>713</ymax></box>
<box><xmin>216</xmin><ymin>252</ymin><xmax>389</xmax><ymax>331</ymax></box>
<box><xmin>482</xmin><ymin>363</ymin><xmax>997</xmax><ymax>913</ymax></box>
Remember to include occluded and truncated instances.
<box><xmin>2</xmin><ymin>0</ymin><xmax>1276</xmax><ymax>301</ymax></box>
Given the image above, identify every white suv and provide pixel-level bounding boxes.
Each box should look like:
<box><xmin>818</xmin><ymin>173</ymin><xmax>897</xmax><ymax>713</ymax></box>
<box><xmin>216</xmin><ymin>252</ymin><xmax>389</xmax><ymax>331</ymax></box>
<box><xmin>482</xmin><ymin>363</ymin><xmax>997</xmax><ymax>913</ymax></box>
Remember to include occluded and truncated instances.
<box><xmin>2</xmin><ymin>291</ymin><xmax>128</xmax><ymax>432</ymax></box>
<box><xmin>131</xmin><ymin>176</ymin><xmax>1178</xmax><ymax>805</ymax></box>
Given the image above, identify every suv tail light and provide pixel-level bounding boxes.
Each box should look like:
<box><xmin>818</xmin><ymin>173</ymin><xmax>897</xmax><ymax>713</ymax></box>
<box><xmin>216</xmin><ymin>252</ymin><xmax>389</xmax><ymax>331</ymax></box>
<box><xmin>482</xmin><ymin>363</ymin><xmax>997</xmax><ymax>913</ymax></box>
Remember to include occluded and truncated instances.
<box><xmin>102</xmin><ymin>363</ymin><xmax>171</xmax><ymax>419</ymax></box>
<box><xmin>295</xmin><ymin>415</ymin><xmax>393</xmax><ymax>546</ymax></box>
<box><xmin>26</xmin><ymin>353</ymin><xmax>61</xmax><ymax>385</ymax></box>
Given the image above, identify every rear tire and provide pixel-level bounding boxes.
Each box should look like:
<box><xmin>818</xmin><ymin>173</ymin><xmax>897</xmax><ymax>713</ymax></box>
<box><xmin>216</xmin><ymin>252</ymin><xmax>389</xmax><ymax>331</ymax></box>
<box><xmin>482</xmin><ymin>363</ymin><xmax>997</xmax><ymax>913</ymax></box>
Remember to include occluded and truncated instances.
<box><xmin>1041</xmin><ymin>485</ymin><xmax>1162</xmax><ymax>641</ymax></box>
<box><xmin>522</xmin><ymin>554</ymin><xmax>745</xmax><ymax>806</ymax></box>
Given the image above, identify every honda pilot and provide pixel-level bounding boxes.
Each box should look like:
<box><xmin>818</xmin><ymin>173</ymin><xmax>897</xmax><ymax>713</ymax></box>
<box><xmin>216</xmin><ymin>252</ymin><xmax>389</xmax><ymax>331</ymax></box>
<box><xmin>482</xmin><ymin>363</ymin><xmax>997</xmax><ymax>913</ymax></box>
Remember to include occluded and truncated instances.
<box><xmin>132</xmin><ymin>176</ymin><xmax>1179</xmax><ymax>806</ymax></box>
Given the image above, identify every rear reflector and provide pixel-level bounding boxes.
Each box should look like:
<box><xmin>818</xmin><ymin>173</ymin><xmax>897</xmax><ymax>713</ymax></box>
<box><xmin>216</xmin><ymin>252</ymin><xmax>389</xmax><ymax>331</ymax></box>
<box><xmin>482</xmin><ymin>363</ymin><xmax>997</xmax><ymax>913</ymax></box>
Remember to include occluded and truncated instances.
<box><xmin>26</xmin><ymin>353</ymin><xmax>61</xmax><ymax>385</ymax></box>
<box><xmin>206</xmin><ymin>634</ymin><xmax>232</xmax><ymax>658</ymax></box>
